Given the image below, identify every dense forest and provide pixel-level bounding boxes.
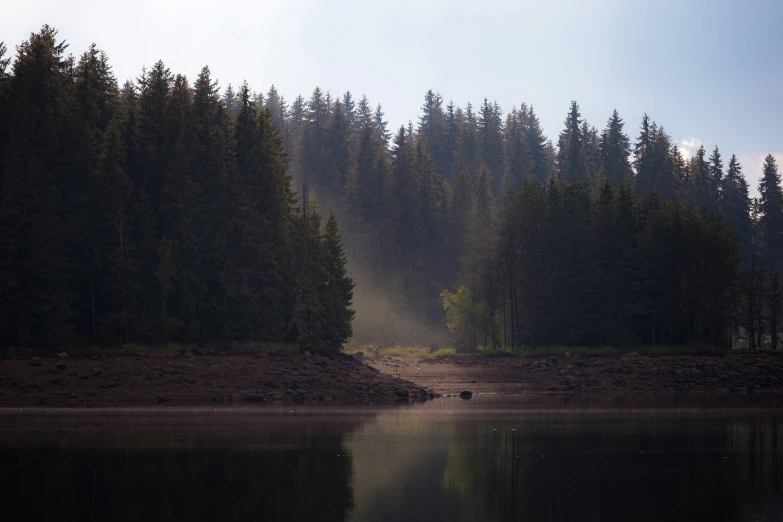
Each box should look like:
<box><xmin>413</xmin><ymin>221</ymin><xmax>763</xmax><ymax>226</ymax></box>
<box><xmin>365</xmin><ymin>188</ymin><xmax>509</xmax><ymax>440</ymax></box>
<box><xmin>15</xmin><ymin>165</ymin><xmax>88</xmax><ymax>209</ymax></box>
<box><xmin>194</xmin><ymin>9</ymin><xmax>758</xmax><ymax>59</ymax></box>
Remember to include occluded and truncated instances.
<box><xmin>0</xmin><ymin>27</ymin><xmax>354</xmax><ymax>351</ymax></box>
<box><xmin>1</xmin><ymin>27</ymin><xmax>781</xmax><ymax>351</ymax></box>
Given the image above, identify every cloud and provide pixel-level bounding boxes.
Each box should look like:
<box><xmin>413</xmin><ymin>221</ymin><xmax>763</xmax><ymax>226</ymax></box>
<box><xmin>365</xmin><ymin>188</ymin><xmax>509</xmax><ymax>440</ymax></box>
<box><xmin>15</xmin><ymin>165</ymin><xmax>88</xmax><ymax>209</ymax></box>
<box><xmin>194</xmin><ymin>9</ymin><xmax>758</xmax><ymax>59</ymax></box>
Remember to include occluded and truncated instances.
<box><xmin>677</xmin><ymin>138</ymin><xmax>703</xmax><ymax>159</ymax></box>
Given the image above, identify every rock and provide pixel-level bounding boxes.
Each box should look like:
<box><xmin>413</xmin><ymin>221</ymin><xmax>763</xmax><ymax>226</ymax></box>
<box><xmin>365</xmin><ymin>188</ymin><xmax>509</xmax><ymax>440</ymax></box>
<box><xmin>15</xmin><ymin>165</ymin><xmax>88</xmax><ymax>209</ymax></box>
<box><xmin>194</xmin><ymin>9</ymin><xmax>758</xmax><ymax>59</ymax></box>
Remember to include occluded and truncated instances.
<box><xmin>184</xmin><ymin>350</ymin><xmax>194</xmax><ymax>358</ymax></box>
<box><xmin>155</xmin><ymin>394</ymin><xmax>166</xmax><ymax>403</ymax></box>
<box><xmin>57</xmin><ymin>352</ymin><xmax>68</xmax><ymax>360</ymax></box>
<box><xmin>284</xmin><ymin>388</ymin><xmax>294</xmax><ymax>395</ymax></box>
<box><xmin>459</xmin><ymin>390</ymin><xmax>473</xmax><ymax>399</ymax></box>
<box><xmin>688</xmin><ymin>368</ymin><xmax>703</xmax><ymax>379</ymax></box>
<box><xmin>55</xmin><ymin>362</ymin><xmax>67</xmax><ymax>371</ymax></box>
<box><xmin>29</xmin><ymin>357</ymin><xmax>43</xmax><ymax>367</ymax></box>
<box><xmin>91</xmin><ymin>368</ymin><xmax>101</xmax><ymax>377</ymax></box>
<box><xmin>395</xmin><ymin>388</ymin><xmax>410</xmax><ymax>398</ymax></box>
<box><xmin>241</xmin><ymin>393</ymin><xmax>264</xmax><ymax>402</ymax></box>
<box><xmin>351</xmin><ymin>352</ymin><xmax>365</xmax><ymax>363</ymax></box>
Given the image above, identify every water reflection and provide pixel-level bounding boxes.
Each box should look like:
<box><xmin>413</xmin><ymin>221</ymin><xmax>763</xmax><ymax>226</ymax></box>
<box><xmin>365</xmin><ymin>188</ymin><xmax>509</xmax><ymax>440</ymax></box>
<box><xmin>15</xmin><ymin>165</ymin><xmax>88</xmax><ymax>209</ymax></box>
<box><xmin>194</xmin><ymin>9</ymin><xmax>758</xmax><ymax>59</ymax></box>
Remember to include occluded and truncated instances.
<box><xmin>0</xmin><ymin>399</ymin><xmax>781</xmax><ymax>522</ymax></box>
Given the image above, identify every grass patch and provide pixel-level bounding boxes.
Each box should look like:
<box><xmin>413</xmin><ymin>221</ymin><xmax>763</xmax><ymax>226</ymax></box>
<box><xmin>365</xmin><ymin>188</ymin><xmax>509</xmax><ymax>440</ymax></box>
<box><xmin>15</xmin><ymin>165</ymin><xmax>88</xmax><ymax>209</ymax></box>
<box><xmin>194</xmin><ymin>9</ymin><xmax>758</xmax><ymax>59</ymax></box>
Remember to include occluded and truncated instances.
<box><xmin>508</xmin><ymin>344</ymin><xmax>729</xmax><ymax>358</ymax></box>
<box><xmin>343</xmin><ymin>341</ymin><xmax>457</xmax><ymax>359</ymax></box>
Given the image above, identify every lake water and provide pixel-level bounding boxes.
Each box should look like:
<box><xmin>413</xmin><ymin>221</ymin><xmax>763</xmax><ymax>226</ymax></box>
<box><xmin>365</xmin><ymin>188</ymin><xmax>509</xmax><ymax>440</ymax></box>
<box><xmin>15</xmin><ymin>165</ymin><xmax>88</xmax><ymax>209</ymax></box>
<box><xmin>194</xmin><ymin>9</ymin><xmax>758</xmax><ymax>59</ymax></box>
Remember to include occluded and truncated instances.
<box><xmin>1</xmin><ymin>396</ymin><xmax>782</xmax><ymax>522</ymax></box>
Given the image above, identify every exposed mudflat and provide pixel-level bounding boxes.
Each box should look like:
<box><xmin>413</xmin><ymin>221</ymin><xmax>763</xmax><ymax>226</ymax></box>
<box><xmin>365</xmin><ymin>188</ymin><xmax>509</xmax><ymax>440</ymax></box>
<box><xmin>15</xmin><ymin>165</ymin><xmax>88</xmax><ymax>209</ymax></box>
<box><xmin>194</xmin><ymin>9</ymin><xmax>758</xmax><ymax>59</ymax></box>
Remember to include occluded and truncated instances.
<box><xmin>0</xmin><ymin>351</ymin><xmax>437</xmax><ymax>407</ymax></box>
<box><xmin>369</xmin><ymin>351</ymin><xmax>783</xmax><ymax>398</ymax></box>
<box><xmin>2</xmin><ymin>350</ymin><xmax>783</xmax><ymax>408</ymax></box>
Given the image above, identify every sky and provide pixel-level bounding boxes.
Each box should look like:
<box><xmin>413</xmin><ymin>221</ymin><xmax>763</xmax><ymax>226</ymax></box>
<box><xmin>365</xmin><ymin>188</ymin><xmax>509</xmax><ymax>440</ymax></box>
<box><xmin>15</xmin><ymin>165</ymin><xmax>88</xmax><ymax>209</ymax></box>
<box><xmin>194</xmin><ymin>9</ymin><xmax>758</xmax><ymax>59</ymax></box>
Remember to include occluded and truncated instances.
<box><xmin>2</xmin><ymin>0</ymin><xmax>782</xmax><ymax>192</ymax></box>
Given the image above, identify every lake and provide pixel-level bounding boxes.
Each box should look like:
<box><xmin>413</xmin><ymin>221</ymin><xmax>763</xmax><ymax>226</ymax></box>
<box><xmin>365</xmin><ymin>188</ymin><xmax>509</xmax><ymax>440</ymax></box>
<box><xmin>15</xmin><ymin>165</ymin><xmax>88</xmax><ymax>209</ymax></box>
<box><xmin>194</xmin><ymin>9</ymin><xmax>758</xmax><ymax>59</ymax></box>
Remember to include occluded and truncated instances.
<box><xmin>1</xmin><ymin>396</ymin><xmax>782</xmax><ymax>521</ymax></box>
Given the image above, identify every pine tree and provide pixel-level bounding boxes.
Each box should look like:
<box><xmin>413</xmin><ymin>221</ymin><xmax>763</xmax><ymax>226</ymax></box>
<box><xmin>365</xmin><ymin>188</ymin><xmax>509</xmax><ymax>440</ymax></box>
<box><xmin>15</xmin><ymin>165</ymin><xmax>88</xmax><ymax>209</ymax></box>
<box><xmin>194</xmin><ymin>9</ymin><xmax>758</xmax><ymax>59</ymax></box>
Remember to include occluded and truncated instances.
<box><xmin>557</xmin><ymin>101</ymin><xmax>584</xmax><ymax>179</ymax></box>
<box><xmin>709</xmin><ymin>146</ymin><xmax>724</xmax><ymax>207</ymax></box>
<box><xmin>580</xmin><ymin>121</ymin><xmax>600</xmax><ymax>182</ymax></box>
<box><xmin>265</xmin><ymin>84</ymin><xmax>287</xmax><ymax>132</ymax></box>
<box><xmin>478</xmin><ymin>99</ymin><xmax>504</xmax><ymax>195</ymax></box>
<box><xmin>374</xmin><ymin>103</ymin><xmax>390</xmax><ymax>145</ymax></box>
<box><xmin>689</xmin><ymin>145</ymin><xmax>716</xmax><ymax>212</ymax></box>
<box><xmin>457</xmin><ymin>102</ymin><xmax>479</xmax><ymax>177</ymax></box>
<box><xmin>223</xmin><ymin>83</ymin><xmax>237</xmax><ymax>119</ymax></box>
<box><xmin>342</xmin><ymin>91</ymin><xmax>356</xmax><ymax>130</ymax></box>
<box><xmin>160</xmin><ymin>74</ymin><xmax>206</xmax><ymax>339</ymax></box>
<box><xmin>503</xmin><ymin>110</ymin><xmax>534</xmax><ymax>189</ymax></box>
<box><xmin>442</xmin><ymin>100</ymin><xmax>460</xmax><ymax>180</ymax></box>
<box><xmin>418</xmin><ymin>90</ymin><xmax>445</xmax><ymax>174</ymax></box>
<box><xmin>721</xmin><ymin>154</ymin><xmax>753</xmax><ymax>251</ymax></box>
<box><xmin>519</xmin><ymin>104</ymin><xmax>551</xmax><ymax>182</ymax></box>
<box><xmin>758</xmin><ymin>154</ymin><xmax>783</xmax><ymax>269</ymax></box>
<box><xmin>0</xmin><ymin>26</ymin><xmax>76</xmax><ymax>348</ymax></box>
<box><xmin>356</xmin><ymin>94</ymin><xmax>372</xmax><ymax>128</ymax></box>
<box><xmin>318</xmin><ymin>212</ymin><xmax>355</xmax><ymax>349</ymax></box>
<box><xmin>770</xmin><ymin>267</ymin><xmax>780</xmax><ymax>351</ymax></box>
<box><xmin>633</xmin><ymin>114</ymin><xmax>653</xmax><ymax>195</ymax></box>
<box><xmin>599</xmin><ymin>110</ymin><xmax>633</xmax><ymax>185</ymax></box>
<box><xmin>450</xmin><ymin>160</ymin><xmax>476</xmax><ymax>250</ymax></box>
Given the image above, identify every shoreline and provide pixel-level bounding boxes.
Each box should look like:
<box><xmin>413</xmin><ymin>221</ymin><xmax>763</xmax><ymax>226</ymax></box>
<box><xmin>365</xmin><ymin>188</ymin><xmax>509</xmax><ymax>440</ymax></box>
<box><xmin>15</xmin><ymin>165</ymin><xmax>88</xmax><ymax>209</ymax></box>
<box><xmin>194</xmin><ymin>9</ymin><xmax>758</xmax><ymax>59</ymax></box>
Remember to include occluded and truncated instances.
<box><xmin>0</xmin><ymin>351</ymin><xmax>437</xmax><ymax>408</ymax></box>
<box><xmin>1</xmin><ymin>350</ymin><xmax>782</xmax><ymax>408</ymax></box>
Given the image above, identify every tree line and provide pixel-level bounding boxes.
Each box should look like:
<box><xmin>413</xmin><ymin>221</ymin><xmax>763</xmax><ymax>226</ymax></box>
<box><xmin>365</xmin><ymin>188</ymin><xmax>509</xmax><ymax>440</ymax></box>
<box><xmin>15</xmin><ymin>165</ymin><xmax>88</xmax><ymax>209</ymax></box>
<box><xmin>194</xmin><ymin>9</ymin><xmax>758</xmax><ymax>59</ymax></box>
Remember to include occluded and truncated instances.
<box><xmin>0</xmin><ymin>27</ymin><xmax>354</xmax><ymax>351</ymax></box>
<box><xmin>257</xmin><ymin>78</ymin><xmax>782</xmax><ymax>351</ymax></box>
<box><xmin>2</xmin><ymin>26</ymin><xmax>782</xmax><ymax>351</ymax></box>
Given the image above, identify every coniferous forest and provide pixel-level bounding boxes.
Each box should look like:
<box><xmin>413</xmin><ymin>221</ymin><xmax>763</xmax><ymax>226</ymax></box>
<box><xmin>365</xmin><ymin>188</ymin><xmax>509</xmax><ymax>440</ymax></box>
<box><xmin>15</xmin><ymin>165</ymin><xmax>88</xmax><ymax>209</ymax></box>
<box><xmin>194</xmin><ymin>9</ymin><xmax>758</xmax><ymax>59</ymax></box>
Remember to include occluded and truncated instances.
<box><xmin>1</xmin><ymin>27</ymin><xmax>782</xmax><ymax>352</ymax></box>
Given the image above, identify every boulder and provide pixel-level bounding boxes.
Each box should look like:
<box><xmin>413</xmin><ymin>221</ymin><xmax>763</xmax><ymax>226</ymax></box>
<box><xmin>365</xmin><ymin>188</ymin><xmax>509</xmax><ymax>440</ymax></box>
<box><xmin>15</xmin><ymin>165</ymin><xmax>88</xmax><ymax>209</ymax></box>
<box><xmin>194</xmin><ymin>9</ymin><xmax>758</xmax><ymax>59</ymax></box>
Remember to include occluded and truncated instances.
<box><xmin>57</xmin><ymin>353</ymin><xmax>68</xmax><ymax>360</ymax></box>
<box><xmin>29</xmin><ymin>357</ymin><xmax>43</xmax><ymax>367</ymax></box>
<box><xmin>351</xmin><ymin>352</ymin><xmax>365</xmax><ymax>363</ymax></box>
<box><xmin>394</xmin><ymin>388</ymin><xmax>410</xmax><ymax>398</ymax></box>
<box><xmin>155</xmin><ymin>394</ymin><xmax>166</xmax><ymax>404</ymax></box>
<box><xmin>459</xmin><ymin>390</ymin><xmax>473</xmax><ymax>399</ymax></box>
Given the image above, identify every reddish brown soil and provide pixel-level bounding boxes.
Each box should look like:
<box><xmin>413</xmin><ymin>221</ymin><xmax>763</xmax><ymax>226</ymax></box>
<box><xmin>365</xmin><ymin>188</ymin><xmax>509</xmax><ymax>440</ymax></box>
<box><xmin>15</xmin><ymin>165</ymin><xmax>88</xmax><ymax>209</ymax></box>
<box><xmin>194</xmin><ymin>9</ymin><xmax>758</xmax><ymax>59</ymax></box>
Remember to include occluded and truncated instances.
<box><xmin>370</xmin><ymin>352</ymin><xmax>783</xmax><ymax>397</ymax></box>
<box><xmin>0</xmin><ymin>351</ymin><xmax>436</xmax><ymax>407</ymax></box>
<box><xmin>2</xmin><ymin>351</ymin><xmax>782</xmax><ymax>408</ymax></box>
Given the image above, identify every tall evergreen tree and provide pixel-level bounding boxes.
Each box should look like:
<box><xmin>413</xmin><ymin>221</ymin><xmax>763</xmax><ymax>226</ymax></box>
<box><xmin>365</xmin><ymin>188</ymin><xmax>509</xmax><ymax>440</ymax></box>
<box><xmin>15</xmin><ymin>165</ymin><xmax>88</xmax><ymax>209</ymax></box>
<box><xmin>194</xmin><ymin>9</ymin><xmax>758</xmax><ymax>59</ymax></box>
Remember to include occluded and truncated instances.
<box><xmin>758</xmin><ymin>154</ymin><xmax>783</xmax><ymax>269</ymax></box>
<box><xmin>721</xmin><ymin>154</ymin><xmax>753</xmax><ymax>252</ymax></box>
<box><xmin>556</xmin><ymin>101</ymin><xmax>584</xmax><ymax>180</ymax></box>
<box><xmin>599</xmin><ymin>109</ymin><xmax>633</xmax><ymax>185</ymax></box>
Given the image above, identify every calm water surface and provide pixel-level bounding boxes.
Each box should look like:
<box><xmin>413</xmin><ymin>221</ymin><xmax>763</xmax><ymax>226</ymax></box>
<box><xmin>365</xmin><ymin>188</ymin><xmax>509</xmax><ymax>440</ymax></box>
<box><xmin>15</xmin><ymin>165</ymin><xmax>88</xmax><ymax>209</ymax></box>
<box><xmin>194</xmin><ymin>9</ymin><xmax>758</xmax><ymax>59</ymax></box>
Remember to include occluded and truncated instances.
<box><xmin>1</xmin><ymin>396</ymin><xmax>782</xmax><ymax>522</ymax></box>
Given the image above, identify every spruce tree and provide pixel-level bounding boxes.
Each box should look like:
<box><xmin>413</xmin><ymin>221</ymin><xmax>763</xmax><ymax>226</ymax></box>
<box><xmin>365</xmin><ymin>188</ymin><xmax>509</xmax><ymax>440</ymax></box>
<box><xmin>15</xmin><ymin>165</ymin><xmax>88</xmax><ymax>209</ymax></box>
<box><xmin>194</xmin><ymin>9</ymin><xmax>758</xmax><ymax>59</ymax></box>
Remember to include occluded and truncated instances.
<box><xmin>690</xmin><ymin>145</ymin><xmax>716</xmax><ymax>212</ymax></box>
<box><xmin>318</xmin><ymin>212</ymin><xmax>355</xmax><ymax>349</ymax></box>
<box><xmin>758</xmin><ymin>154</ymin><xmax>783</xmax><ymax>269</ymax></box>
<box><xmin>599</xmin><ymin>110</ymin><xmax>633</xmax><ymax>185</ymax></box>
<box><xmin>709</xmin><ymin>146</ymin><xmax>724</xmax><ymax>207</ymax></box>
<box><xmin>721</xmin><ymin>154</ymin><xmax>753</xmax><ymax>252</ymax></box>
<box><xmin>0</xmin><ymin>26</ymin><xmax>75</xmax><ymax>348</ymax></box>
<box><xmin>503</xmin><ymin>111</ymin><xmax>534</xmax><ymax>189</ymax></box>
<box><xmin>519</xmin><ymin>104</ymin><xmax>551</xmax><ymax>182</ymax></box>
<box><xmin>374</xmin><ymin>103</ymin><xmax>390</xmax><ymax>145</ymax></box>
<box><xmin>556</xmin><ymin>101</ymin><xmax>584</xmax><ymax>180</ymax></box>
<box><xmin>478</xmin><ymin>98</ymin><xmax>504</xmax><ymax>195</ymax></box>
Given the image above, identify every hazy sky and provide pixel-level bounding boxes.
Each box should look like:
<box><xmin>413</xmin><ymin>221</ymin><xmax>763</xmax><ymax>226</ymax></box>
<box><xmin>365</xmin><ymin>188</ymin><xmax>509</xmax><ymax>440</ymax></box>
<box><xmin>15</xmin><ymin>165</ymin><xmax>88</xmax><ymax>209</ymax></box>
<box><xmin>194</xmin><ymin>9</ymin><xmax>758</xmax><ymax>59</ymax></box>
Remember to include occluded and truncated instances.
<box><xmin>3</xmin><ymin>0</ymin><xmax>781</xmax><ymax>191</ymax></box>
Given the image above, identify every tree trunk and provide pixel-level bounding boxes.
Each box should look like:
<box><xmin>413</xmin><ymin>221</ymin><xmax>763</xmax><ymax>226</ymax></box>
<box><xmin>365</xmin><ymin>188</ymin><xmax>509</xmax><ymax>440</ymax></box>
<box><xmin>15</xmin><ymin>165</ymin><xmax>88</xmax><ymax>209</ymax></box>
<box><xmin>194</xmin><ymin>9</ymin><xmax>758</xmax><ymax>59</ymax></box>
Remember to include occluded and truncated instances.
<box><xmin>91</xmin><ymin>277</ymin><xmax>96</xmax><ymax>342</ymax></box>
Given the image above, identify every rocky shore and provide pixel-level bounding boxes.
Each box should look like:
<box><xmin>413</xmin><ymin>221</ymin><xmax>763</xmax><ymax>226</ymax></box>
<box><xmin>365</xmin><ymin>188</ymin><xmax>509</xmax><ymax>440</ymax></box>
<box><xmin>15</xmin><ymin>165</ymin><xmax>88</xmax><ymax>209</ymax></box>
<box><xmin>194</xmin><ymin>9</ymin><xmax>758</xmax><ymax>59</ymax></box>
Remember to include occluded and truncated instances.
<box><xmin>0</xmin><ymin>351</ymin><xmax>438</xmax><ymax>407</ymax></box>
<box><xmin>2</xmin><ymin>350</ymin><xmax>782</xmax><ymax>408</ymax></box>
<box><xmin>370</xmin><ymin>351</ymin><xmax>783</xmax><ymax>397</ymax></box>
